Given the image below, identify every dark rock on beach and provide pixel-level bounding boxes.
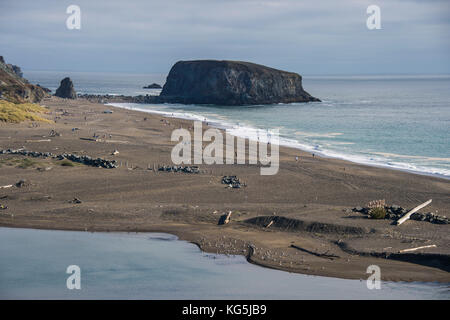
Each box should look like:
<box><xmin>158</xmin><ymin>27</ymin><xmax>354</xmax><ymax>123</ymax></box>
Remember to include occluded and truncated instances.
<box><xmin>55</xmin><ymin>77</ymin><xmax>77</xmax><ymax>99</ymax></box>
<box><xmin>158</xmin><ymin>165</ymin><xmax>200</xmax><ymax>174</ymax></box>
<box><xmin>222</xmin><ymin>176</ymin><xmax>245</xmax><ymax>188</ymax></box>
<box><xmin>159</xmin><ymin>60</ymin><xmax>320</xmax><ymax>105</ymax></box>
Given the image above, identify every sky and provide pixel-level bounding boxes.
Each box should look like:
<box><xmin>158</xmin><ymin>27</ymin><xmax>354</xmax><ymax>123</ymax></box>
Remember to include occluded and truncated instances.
<box><xmin>1</xmin><ymin>0</ymin><xmax>449</xmax><ymax>75</ymax></box>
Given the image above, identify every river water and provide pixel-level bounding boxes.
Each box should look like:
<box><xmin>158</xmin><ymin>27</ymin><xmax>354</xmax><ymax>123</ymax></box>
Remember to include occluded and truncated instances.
<box><xmin>0</xmin><ymin>227</ymin><xmax>448</xmax><ymax>299</ymax></box>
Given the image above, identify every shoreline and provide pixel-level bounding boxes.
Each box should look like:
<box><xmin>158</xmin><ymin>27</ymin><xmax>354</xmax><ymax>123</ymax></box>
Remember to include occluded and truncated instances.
<box><xmin>1</xmin><ymin>96</ymin><xmax>449</xmax><ymax>283</ymax></box>
<box><xmin>106</xmin><ymin>101</ymin><xmax>450</xmax><ymax>180</ymax></box>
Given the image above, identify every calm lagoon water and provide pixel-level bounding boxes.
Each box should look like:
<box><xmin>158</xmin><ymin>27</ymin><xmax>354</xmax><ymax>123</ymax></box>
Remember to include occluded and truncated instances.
<box><xmin>25</xmin><ymin>71</ymin><xmax>450</xmax><ymax>178</ymax></box>
<box><xmin>0</xmin><ymin>227</ymin><xmax>448</xmax><ymax>299</ymax></box>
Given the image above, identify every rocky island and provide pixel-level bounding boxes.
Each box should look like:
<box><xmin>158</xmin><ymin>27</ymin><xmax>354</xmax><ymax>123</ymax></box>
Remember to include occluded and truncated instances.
<box><xmin>159</xmin><ymin>60</ymin><xmax>320</xmax><ymax>105</ymax></box>
<box><xmin>143</xmin><ymin>83</ymin><xmax>162</xmax><ymax>89</ymax></box>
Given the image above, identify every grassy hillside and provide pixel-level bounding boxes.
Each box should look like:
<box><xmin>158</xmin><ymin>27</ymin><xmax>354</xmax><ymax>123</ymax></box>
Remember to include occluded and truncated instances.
<box><xmin>0</xmin><ymin>100</ymin><xmax>52</xmax><ymax>123</ymax></box>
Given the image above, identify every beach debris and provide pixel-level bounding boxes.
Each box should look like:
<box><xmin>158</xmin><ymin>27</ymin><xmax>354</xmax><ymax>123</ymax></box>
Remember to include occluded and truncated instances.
<box><xmin>0</xmin><ymin>149</ymin><xmax>118</xmax><ymax>169</ymax></box>
<box><xmin>265</xmin><ymin>220</ymin><xmax>274</xmax><ymax>228</ymax></box>
<box><xmin>49</xmin><ymin>129</ymin><xmax>61</xmax><ymax>137</ymax></box>
<box><xmin>15</xmin><ymin>179</ymin><xmax>30</xmax><ymax>188</ymax></box>
<box><xmin>399</xmin><ymin>244</ymin><xmax>437</xmax><ymax>253</ymax></box>
<box><xmin>111</xmin><ymin>149</ymin><xmax>119</xmax><ymax>155</ymax></box>
<box><xmin>396</xmin><ymin>199</ymin><xmax>432</xmax><ymax>225</ymax></box>
<box><xmin>69</xmin><ymin>198</ymin><xmax>82</xmax><ymax>204</ymax></box>
<box><xmin>37</xmin><ymin>166</ymin><xmax>53</xmax><ymax>172</ymax></box>
<box><xmin>25</xmin><ymin>139</ymin><xmax>51</xmax><ymax>143</ymax></box>
<box><xmin>0</xmin><ymin>204</ymin><xmax>7</xmax><ymax>210</ymax></box>
<box><xmin>290</xmin><ymin>244</ymin><xmax>339</xmax><ymax>260</ymax></box>
<box><xmin>352</xmin><ymin>199</ymin><xmax>447</xmax><ymax>225</ymax></box>
<box><xmin>158</xmin><ymin>165</ymin><xmax>199</xmax><ymax>174</ymax></box>
<box><xmin>221</xmin><ymin>176</ymin><xmax>245</xmax><ymax>188</ymax></box>
<box><xmin>0</xmin><ymin>185</ymin><xmax>13</xmax><ymax>189</ymax></box>
<box><xmin>218</xmin><ymin>211</ymin><xmax>232</xmax><ymax>225</ymax></box>
<box><xmin>103</xmin><ymin>110</ymin><xmax>113</xmax><ymax>114</ymax></box>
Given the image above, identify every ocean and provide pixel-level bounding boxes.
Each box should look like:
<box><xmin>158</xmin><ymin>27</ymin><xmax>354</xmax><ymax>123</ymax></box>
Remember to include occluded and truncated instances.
<box><xmin>1</xmin><ymin>228</ymin><xmax>448</xmax><ymax>299</ymax></box>
<box><xmin>25</xmin><ymin>71</ymin><xmax>450</xmax><ymax>178</ymax></box>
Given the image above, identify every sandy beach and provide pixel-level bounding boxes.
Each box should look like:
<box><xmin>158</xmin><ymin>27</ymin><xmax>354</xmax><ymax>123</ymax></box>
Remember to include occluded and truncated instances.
<box><xmin>0</xmin><ymin>96</ymin><xmax>449</xmax><ymax>282</ymax></box>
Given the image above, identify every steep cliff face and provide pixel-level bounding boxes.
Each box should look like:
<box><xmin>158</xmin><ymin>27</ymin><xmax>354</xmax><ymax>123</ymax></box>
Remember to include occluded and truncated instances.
<box><xmin>0</xmin><ymin>56</ymin><xmax>48</xmax><ymax>103</ymax></box>
<box><xmin>160</xmin><ymin>60</ymin><xmax>320</xmax><ymax>105</ymax></box>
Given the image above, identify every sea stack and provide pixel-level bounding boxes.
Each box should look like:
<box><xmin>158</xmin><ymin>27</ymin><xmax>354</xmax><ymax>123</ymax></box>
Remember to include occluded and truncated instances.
<box><xmin>55</xmin><ymin>77</ymin><xmax>77</xmax><ymax>99</ymax></box>
<box><xmin>159</xmin><ymin>60</ymin><xmax>320</xmax><ymax>105</ymax></box>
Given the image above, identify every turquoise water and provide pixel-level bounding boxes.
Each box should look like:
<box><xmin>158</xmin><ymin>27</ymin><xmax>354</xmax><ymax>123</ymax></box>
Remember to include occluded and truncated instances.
<box><xmin>25</xmin><ymin>71</ymin><xmax>450</xmax><ymax>177</ymax></box>
<box><xmin>0</xmin><ymin>227</ymin><xmax>448</xmax><ymax>299</ymax></box>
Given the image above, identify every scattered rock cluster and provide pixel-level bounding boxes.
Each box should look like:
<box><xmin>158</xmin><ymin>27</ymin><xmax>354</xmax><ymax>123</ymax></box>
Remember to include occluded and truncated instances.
<box><xmin>56</xmin><ymin>153</ymin><xmax>118</xmax><ymax>169</ymax></box>
<box><xmin>221</xmin><ymin>176</ymin><xmax>245</xmax><ymax>188</ymax></box>
<box><xmin>352</xmin><ymin>206</ymin><xmax>449</xmax><ymax>225</ymax></box>
<box><xmin>0</xmin><ymin>149</ymin><xmax>117</xmax><ymax>169</ymax></box>
<box><xmin>158</xmin><ymin>165</ymin><xmax>199</xmax><ymax>173</ymax></box>
<box><xmin>1</xmin><ymin>149</ymin><xmax>53</xmax><ymax>158</ymax></box>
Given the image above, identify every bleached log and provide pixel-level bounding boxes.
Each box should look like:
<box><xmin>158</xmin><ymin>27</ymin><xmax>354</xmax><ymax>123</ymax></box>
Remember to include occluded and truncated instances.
<box><xmin>224</xmin><ymin>211</ymin><xmax>232</xmax><ymax>224</ymax></box>
<box><xmin>396</xmin><ymin>199</ymin><xmax>432</xmax><ymax>226</ymax></box>
<box><xmin>266</xmin><ymin>220</ymin><xmax>274</xmax><ymax>228</ymax></box>
<box><xmin>399</xmin><ymin>245</ymin><xmax>436</xmax><ymax>253</ymax></box>
<box><xmin>0</xmin><ymin>185</ymin><xmax>13</xmax><ymax>189</ymax></box>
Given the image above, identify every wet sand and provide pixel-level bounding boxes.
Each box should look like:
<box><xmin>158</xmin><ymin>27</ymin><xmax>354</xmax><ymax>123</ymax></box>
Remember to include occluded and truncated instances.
<box><xmin>0</xmin><ymin>96</ymin><xmax>449</xmax><ymax>282</ymax></box>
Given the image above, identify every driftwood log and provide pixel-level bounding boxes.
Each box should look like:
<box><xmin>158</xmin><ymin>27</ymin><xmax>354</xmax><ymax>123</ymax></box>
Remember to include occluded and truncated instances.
<box><xmin>399</xmin><ymin>245</ymin><xmax>437</xmax><ymax>253</ymax></box>
<box><xmin>396</xmin><ymin>199</ymin><xmax>432</xmax><ymax>226</ymax></box>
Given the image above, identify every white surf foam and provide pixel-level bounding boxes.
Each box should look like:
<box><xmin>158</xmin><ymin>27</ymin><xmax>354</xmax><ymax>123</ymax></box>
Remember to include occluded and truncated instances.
<box><xmin>107</xmin><ymin>102</ymin><xmax>450</xmax><ymax>179</ymax></box>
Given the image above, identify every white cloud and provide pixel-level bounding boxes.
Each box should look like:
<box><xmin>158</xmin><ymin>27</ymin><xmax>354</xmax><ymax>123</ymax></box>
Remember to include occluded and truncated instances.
<box><xmin>0</xmin><ymin>0</ymin><xmax>448</xmax><ymax>74</ymax></box>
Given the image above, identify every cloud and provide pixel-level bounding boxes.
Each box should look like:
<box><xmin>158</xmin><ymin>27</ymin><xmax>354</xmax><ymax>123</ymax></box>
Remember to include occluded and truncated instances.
<box><xmin>0</xmin><ymin>0</ymin><xmax>449</xmax><ymax>74</ymax></box>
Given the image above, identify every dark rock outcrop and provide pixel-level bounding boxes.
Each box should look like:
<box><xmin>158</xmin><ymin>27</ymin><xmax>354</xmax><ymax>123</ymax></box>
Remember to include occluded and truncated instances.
<box><xmin>143</xmin><ymin>83</ymin><xmax>162</xmax><ymax>89</ymax></box>
<box><xmin>55</xmin><ymin>77</ymin><xmax>77</xmax><ymax>99</ymax></box>
<box><xmin>0</xmin><ymin>56</ymin><xmax>48</xmax><ymax>103</ymax></box>
<box><xmin>37</xmin><ymin>84</ymin><xmax>52</xmax><ymax>93</ymax></box>
<box><xmin>159</xmin><ymin>60</ymin><xmax>320</xmax><ymax>105</ymax></box>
